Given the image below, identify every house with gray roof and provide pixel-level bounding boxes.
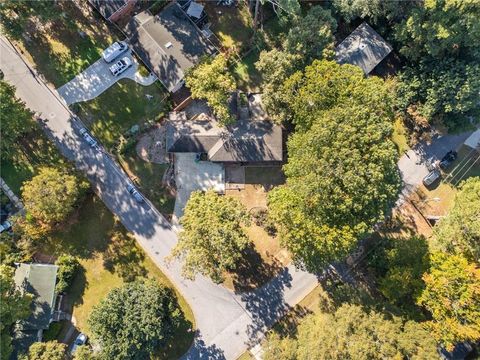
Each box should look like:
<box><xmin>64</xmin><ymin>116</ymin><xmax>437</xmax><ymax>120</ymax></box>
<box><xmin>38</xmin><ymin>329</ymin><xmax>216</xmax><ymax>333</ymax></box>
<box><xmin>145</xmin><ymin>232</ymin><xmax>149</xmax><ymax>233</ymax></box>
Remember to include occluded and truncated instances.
<box><xmin>125</xmin><ymin>3</ymin><xmax>215</xmax><ymax>92</ymax></box>
<box><xmin>13</xmin><ymin>263</ymin><xmax>58</xmax><ymax>354</ymax></box>
<box><xmin>166</xmin><ymin>95</ymin><xmax>283</xmax><ymax>164</ymax></box>
<box><xmin>335</xmin><ymin>22</ymin><xmax>392</xmax><ymax>75</ymax></box>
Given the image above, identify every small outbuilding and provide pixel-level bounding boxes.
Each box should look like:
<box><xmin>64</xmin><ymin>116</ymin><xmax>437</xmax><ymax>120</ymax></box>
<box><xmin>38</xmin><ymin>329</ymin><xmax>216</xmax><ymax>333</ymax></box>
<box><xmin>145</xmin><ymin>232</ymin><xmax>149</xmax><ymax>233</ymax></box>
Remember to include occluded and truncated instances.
<box><xmin>335</xmin><ymin>22</ymin><xmax>392</xmax><ymax>75</ymax></box>
<box><xmin>88</xmin><ymin>0</ymin><xmax>137</xmax><ymax>23</ymax></box>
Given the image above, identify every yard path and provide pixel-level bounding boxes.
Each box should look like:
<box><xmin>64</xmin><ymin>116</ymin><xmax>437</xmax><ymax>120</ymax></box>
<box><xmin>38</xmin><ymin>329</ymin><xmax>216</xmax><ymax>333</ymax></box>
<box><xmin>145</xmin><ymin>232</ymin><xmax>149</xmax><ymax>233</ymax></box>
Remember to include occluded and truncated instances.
<box><xmin>0</xmin><ymin>36</ymin><xmax>319</xmax><ymax>359</ymax></box>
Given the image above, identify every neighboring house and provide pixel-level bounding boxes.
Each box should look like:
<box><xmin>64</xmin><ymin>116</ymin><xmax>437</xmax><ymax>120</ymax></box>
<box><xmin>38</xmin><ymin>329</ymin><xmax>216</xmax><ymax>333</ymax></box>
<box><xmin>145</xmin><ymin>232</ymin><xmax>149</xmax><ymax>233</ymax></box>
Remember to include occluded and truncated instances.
<box><xmin>335</xmin><ymin>22</ymin><xmax>392</xmax><ymax>75</ymax></box>
<box><xmin>12</xmin><ymin>263</ymin><xmax>58</xmax><ymax>355</ymax></box>
<box><xmin>125</xmin><ymin>3</ymin><xmax>215</xmax><ymax>93</ymax></box>
<box><xmin>166</xmin><ymin>94</ymin><xmax>283</xmax><ymax>164</ymax></box>
<box><xmin>88</xmin><ymin>0</ymin><xmax>137</xmax><ymax>23</ymax></box>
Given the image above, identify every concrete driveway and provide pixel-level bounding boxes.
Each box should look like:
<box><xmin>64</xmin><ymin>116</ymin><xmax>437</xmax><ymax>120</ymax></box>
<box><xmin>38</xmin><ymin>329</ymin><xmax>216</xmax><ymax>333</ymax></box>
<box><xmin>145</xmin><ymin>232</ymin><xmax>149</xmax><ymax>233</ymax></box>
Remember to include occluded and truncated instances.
<box><xmin>398</xmin><ymin>129</ymin><xmax>475</xmax><ymax>196</ymax></box>
<box><xmin>57</xmin><ymin>50</ymin><xmax>157</xmax><ymax>106</ymax></box>
<box><xmin>173</xmin><ymin>153</ymin><xmax>225</xmax><ymax>226</ymax></box>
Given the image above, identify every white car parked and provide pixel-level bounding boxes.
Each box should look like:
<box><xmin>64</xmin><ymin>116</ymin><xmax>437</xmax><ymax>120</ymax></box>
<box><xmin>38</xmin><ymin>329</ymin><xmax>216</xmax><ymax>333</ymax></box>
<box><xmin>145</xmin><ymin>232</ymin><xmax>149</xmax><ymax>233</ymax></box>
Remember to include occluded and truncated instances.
<box><xmin>70</xmin><ymin>333</ymin><xmax>87</xmax><ymax>355</ymax></box>
<box><xmin>102</xmin><ymin>41</ymin><xmax>128</xmax><ymax>63</ymax></box>
<box><xmin>0</xmin><ymin>221</ymin><xmax>12</xmax><ymax>233</ymax></box>
<box><xmin>79</xmin><ymin>127</ymin><xmax>99</xmax><ymax>149</ymax></box>
<box><xmin>109</xmin><ymin>56</ymin><xmax>132</xmax><ymax>77</ymax></box>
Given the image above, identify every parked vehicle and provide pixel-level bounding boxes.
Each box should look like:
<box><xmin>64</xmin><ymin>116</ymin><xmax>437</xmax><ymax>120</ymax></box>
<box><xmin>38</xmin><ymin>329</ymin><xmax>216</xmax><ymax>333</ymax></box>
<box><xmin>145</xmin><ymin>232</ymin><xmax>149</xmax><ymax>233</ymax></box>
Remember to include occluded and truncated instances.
<box><xmin>102</xmin><ymin>41</ymin><xmax>128</xmax><ymax>63</ymax></box>
<box><xmin>109</xmin><ymin>57</ymin><xmax>132</xmax><ymax>77</ymax></box>
<box><xmin>0</xmin><ymin>221</ymin><xmax>12</xmax><ymax>233</ymax></box>
<box><xmin>439</xmin><ymin>150</ymin><xmax>458</xmax><ymax>171</ymax></box>
<box><xmin>79</xmin><ymin>127</ymin><xmax>98</xmax><ymax>148</ymax></box>
<box><xmin>423</xmin><ymin>168</ymin><xmax>441</xmax><ymax>187</ymax></box>
<box><xmin>70</xmin><ymin>333</ymin><xmax>87</xmax><ymax>355</ymax></box>
<box><xmin>127</xmin><ymin>183</ymin><xmax>144</xmax><ymax>203</ymax></box>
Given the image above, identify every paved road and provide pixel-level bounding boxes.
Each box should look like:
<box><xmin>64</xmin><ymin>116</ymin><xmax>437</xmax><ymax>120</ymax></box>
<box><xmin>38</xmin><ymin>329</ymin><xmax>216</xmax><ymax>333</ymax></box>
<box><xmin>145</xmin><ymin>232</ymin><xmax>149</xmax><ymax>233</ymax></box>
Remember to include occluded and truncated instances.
<box><xmin>1</xmin><ymin>37</ymin><xmax>319</xmax><ymax>359</ymax></box>
<box><xmin>57</xmin><ymin>50</ymin><xmax>157</xmax><ymax>105</ymax></box>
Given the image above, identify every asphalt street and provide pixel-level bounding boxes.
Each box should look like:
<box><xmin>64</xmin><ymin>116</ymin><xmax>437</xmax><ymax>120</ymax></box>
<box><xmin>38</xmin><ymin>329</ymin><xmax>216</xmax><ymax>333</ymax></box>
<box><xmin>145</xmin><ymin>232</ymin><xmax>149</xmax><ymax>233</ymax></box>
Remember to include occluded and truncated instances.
<box><xmin>0</xmin><ymin>36</ymin><xmax>319</xmax><ymax>359</ymax></box>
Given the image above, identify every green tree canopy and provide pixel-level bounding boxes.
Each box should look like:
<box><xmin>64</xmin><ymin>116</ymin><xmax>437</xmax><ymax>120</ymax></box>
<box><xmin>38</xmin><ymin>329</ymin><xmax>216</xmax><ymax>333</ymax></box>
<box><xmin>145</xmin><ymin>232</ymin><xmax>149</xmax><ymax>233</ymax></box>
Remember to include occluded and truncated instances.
<box><xmin>55</xmin><ymin>255</ymin><xmax>80</xmax><ymax>293</ymax></box>
<box><xmin>332</xmin><ymin>0</ymin><xmax>415</xmax><ymax>24</ymax></box>
<box><xmin>170</xmin><ymin>190</ymin><xmax>251</xmax><ymax>283</ymax></box>
<box><xmin>185</xmin><ymin>54</ymin><xmax>236</xmax><ymax>125</ymax></box>
<box><xmin>25</xmin><ymin>341</ymin><xmax>67</xmax><ymax>360</ymax></box>
<box><xmin>283</xmin><ymin>6</ymin><xmax>337</xmax><ymax>64</ymax></box>
<box><xmin>269</xmin><ymin>62</ymin><xmax>400</xmax><ymax>270</ymax></box>
<box><xmin>255</xmin><ymin>49</ymin><xmax>302</xmax><ymax>123</ymax></box>
<box><xmin>396</xmin><ymin>59</ymin><xmax>480</xmax><ymax>130</ymax></box>
<box><xmin>367</xmin><ymin>236</ymin><xmax>430</xmax><ymax>314</ymax></box>
<box><xmin>263</xmin><ymin>304</ymin><xmax>437</xmax><ymax>360</ymax></box>
<box><xmin>417</xmin><ymin>252</ymin><xmax>480</xmax><ymax>350</ymax></box>
<box><xmin>88</xmin><ymin>280</ymin><xmax>180</xmax><ymax>360</ymax></box>
<box><xmin>283</xmin><ymin>60</ymin><xmax>395</xmax><ymax>132</ymax></box>
<box><xmin>0</xmin><ymin>265</ymin><xmax>32</xmax><ymax>360</ymax></box>
<box><xmin>0</xmin><ymin>80</ymin><xmax>35</xmax><ymax>161</ymax></box>
<box><xmin>22</xmin><ymin>167</ymin><xmax>86</xmax><ymax>227</ymax></box>
<box><xmin>432</xmin><ymin>177</ymin><xmax>480</xmax><ymax>261</ymax></box>
<box><xmin>395</xmin><ymin>0</ymin><xmax>480</xmax><ymax>62</ymax></box>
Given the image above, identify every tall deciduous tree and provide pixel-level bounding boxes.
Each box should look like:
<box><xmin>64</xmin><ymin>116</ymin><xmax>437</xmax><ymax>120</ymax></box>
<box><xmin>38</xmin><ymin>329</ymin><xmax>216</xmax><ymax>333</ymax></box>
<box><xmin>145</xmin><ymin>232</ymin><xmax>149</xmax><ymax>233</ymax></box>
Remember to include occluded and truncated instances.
<box><xmin>21</xmin><ymin>167</ymin><xmax>86</xmax><ymax>227</ymax></box>
<box><xmin>283</xmin><ymin>6</ymin><xmax>337</xmax><ymax>64</ymax></box>
<box><xmin>417</xmin><ymin>252</ymin><xmax>480</xmax><ymax>350</ymax></box>
<box><xmin>171</xmin><ymin>190</ymin><xmax>251</xmax><ymax>283</ymax></box>
<box><xmin>0</xmin><ymin>80</ymin><xmax>35</xmax><ymax>161</ymax></box>
<box><xmin>88</xmin><ymin>280</ymin><xmax>180</xmax><ymax>360</ymax></box>
<box><xmin>0</xmin><ymin>265</ymin><xmax>32</xmax><ymax>360</ymax></box>
<box><xmin>185</xmin><ymin>54</ymin><xmax>236</xmax><ymax>125</ymax></box>
<box><xmin>255</xmin><ymin>49</ymin><xmax>302</xmax><ymax>123</ymax></box>
<box><xmin>432</xmin><ymin>177</ymin><xmax>480</xmax><ymax>262</ymax></box>
<box><xmin>332</xmin><ymin>0</ymin><xmax>414</xmax><ymax>24</ymax></box>
<box><xmin>26</xmin><ymin>341</ymin><xmax>67</xmax><ymax>360</ymax></box>
<box><xmin>395</xmin><ymin>0</ymin><xmax>480</xmax><ymax>61</ymax></box>
<box><xmin>263</xmin><ymin>304</ymin><xmax>437</xmax><ymax>360</ymax></box>
<box><xmin>269</xmin><ymin>61</ymin><xmax>400</xmax><ymax>270</ymax></box>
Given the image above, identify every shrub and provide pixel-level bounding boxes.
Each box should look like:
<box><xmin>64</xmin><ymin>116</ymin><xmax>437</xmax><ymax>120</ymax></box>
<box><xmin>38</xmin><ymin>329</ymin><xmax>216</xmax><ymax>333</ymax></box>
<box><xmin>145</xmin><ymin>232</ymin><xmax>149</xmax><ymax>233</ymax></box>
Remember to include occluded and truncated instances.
<box><xmin>55</xmin><ymin>255</ymin><xmax>80</xmax><ymax>293</ymax></box>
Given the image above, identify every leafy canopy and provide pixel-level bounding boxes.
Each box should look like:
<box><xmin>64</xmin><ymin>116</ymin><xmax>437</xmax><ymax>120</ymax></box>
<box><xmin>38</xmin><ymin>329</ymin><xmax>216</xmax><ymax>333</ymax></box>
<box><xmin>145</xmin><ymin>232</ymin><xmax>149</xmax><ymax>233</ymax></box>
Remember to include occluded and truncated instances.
<box><xmin>171</xmin><ymin>190</ymin><xmax>251</xmax><ymax>283</ymax></box>
<box><xmin>0</xmin><ymin>265</ymin><xmax>32</xmax><ymax>360</ymax></box>
<box><xmin>88</xmin><ymin>280</ymin><xmax>180</xmax><ymax>360</ymax></box>
<box><xmin>269</xmin><ymin>60</ymin><xmax>400</xmax><ymax>270</ymax></box>
<box><xmin>417</xmin><ymin>252</ymin><xmax>480</xmax><ymax>350</ymax></box>
<box><xmin>25</xmin><ymin>341</ymin><xmax>67</xmax><ymax>360</ymax></box>
<box><xmin>55</xmin><ymin>255</ymin><xmax>80</xmax><ymax>293</ymax></box>
<box><xmin>0</xmin><ymin>80</ymin><xmax>35</xmax><ymax>161</ymax></box>
<box><xmin>432</xmin><ymin>177</ymin><xmax>480</xmax><ymax>261</ymax></box>
<box><xmin>22</xmin><ymin>167</ymin><xmax>86</xmax><ymax>227</ymax></box>
<box><xmin>263</xmin><ymin>304</ymin><xmax>437</xmax><ymax>360</ymax></box>
<box><xmin>185</xmin><ymin>54</ymin><xmax>236</xmax><ymax>125</ymax></box>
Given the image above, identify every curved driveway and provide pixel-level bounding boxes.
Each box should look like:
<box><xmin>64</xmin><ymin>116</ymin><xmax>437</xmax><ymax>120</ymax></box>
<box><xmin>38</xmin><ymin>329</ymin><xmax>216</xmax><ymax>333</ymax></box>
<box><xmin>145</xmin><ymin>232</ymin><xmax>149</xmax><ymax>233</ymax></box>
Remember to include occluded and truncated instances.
<box><xmin>1</xmin><ymin>37</ymin><xmax>318</xmax><ymax>359</ymax></box>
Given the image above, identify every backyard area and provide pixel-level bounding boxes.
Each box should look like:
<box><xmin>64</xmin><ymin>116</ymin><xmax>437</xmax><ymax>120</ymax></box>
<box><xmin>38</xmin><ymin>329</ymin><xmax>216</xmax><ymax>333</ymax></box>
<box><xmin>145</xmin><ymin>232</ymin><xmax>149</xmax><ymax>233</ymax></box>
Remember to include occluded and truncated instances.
<box><xmin>47</xmin><ymin>194</ymin><xmax>195</xmax><ymax>359</ymax></box>
<box><xmin>224</xmin><ymin>166</ymin><xmax>288</xmax><ymax>292</ymax></box>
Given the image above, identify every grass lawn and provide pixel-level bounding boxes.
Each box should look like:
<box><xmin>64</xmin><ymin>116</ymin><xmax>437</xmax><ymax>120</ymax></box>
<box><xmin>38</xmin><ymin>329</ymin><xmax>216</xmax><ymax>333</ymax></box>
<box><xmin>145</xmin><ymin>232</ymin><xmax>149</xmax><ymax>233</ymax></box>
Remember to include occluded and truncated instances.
<box><xmin>119</xmin><ymin>147</ymin><xmax>175</xmax><ymax>217</ymax></box>
<box><xmin>16</xmin><ymin>1</ymin><xmax>115</xmax><ymax>87</ymax></box>
<box><xmin>49</xmin><ymin>195</ymin><xmax>195</xmax><ymax>359</ymax></box>
<box><xmin>392</xmin><ymin>118</ymin><xmax>410</xmax><ymax>155</ymax></box>
<box><xmin>0</xmin><ymin>131</ymin><xmax>66</xmax><ymax>194</ymax></box>
<box><xmin>77</xmin><ymin>80</ymin><xmax>169</xmax><ymax>150</ymax></box>
<box><xmin>203</xmin><ymin>2</ymin><xmax>253</xmax><ymax>52</ymax></box>
<box><xmin>232</xmin><ymin>50</ymin><xmax>262</xmax><ymax>92</ymax></box>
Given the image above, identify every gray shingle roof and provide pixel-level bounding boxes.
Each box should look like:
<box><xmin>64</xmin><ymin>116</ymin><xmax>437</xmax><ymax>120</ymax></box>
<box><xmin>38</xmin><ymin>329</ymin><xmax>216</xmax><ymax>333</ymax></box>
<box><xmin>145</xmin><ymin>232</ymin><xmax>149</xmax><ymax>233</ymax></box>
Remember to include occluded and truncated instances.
<box><xmin>126</xmin><ymin>3</ymin><xmax>214</xmax><ymax>92</ymax></box>
<box><xmin>14</xmin><ymin>263</ymin><xmax>58</xmax><ymax>331</ymax></box>
<box><xmin>88</xmin><ymin>0</ymin><xmax>126</xmax><ymax>20</ymax></box>
<box><xmin>166</xmin><ymin>119</ymin><xmax>283</xmax><ymax>163</ymax></box>
<box><xmin>335</xmin><ymin>22</ymin><xmax>392</xmax><ymax>75</ymax></box>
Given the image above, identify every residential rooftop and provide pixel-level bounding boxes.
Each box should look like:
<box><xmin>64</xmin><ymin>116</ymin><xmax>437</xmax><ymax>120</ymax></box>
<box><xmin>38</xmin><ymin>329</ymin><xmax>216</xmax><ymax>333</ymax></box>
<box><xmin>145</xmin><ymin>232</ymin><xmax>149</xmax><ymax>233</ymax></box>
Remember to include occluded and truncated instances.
<box><xmin>125</xmin><ymin>3</ymin><xmax>214</xmax><ymax>92</ymax></box>
<box><xmin>335</xmin><ymin>22</ymin><xmax>392</xmax><ymax>75</ymax></box>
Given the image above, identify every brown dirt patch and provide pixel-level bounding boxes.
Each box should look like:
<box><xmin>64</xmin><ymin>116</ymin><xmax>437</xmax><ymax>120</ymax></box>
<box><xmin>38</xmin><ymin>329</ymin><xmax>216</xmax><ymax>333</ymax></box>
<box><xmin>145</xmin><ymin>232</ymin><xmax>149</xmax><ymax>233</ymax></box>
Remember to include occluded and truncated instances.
<box><xmin>136</xmin><ymin>123</ymin><xmax>168</xmax><ymax>164</ymax></box>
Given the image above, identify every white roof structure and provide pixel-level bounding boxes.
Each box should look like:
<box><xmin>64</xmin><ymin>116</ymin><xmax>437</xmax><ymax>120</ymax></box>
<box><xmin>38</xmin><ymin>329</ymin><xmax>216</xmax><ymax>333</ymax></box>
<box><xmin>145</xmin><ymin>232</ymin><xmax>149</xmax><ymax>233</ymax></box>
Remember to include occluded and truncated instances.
<box><xmin>335</xmin><ymin>22</ymin><xmax>392</xmax><ymax>75</ymax></box>
<box><xmin>464</xmin><ymin>129</ymin><xmax>480</xmax><ymax>149</ymax></box>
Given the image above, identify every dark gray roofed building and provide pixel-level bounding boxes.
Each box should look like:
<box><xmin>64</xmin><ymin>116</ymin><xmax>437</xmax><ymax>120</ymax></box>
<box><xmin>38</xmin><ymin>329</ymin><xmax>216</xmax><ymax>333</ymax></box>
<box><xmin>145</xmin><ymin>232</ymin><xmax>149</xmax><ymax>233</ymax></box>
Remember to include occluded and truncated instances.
<box><xmin>126</xmin><ymin>3</ymin><xmax>214</xmax><ymax>92</ymax></box>
<box><xmin>335</xmin><ymin>22</ymin><xmax>392</xmax><ymax>75</ymax></box>
<box><xmin>13</xmin><ymin>263</ymin><xmax>58</xmax><ymax>355</ymax></box>
<box><xmin>166</xmin><ymin>119</ymin><xmax>283</xmax><ymax>163</ymax></box>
